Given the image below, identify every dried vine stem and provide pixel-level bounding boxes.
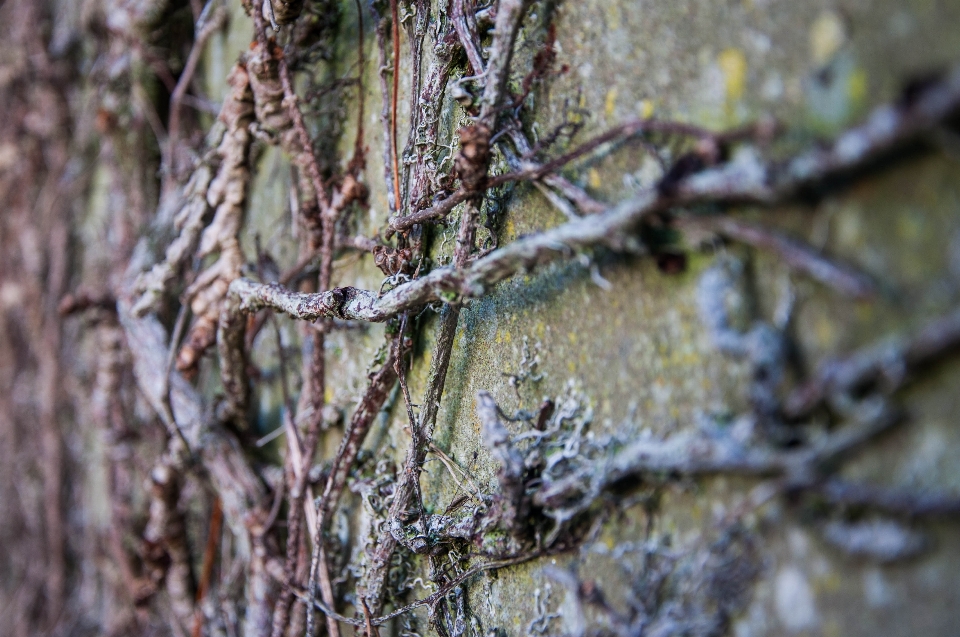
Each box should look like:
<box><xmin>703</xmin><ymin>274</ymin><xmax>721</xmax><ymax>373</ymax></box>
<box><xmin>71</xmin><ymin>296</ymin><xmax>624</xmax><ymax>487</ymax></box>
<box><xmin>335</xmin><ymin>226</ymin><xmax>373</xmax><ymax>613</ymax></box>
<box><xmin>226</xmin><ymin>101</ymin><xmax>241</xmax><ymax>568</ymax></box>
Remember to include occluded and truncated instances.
<box><xmin>351</xmin><ymin>5</ymin><xmax>537</xmax><ymax>625</ymax></box>
<box><xmin>111</xmin><ymin>1</ymin><xmax>960</xmax><ymax>635</ymax></box>
<box><xmin>785</xmin><ymin>305</ymin><xmax>960</xmax><ymax>419</ymax></box>
<box><xmin>452</xmin><ymin>0</ymin><xmax>484</xmax><ymax>78</ymax></box>
<box><xmin>813</xmin><ymin>478</ymin><xmax>960</xmax><ymax>517</ymax></box>
<box><xmin>398</xmin><ymin>0</ymin><xmax>429</xmax><ymax>198</ymax></box>
<box><xmin>306</xmin><ymin>342</ymin><xmax>400</xmax><ymax>632</ymax></box>
<box><xmin>245</xmin><ymin>4</ymin><xmax>372</xmax><ymax>633</ymax></box>
<box><xmin>118</xmin><ymin>292</ymin><xmax>274</xmax><ymax>637</ymax></box>
<box><xmin>403</xmin><ymin>12</ymin><xmax>454</xmax><ymax>218</ymax></box>
<box><xmin>195</xmin><ymin>57</ymin><xmax>960</xmax><ymax>630</ymax></box>
<box><xmin>219</xmin><ymin>63</ymin><xmax>960</xmax><ymax>336</ymax></box>
<box><xmin>248</xmin><ymin>23</ymin><xmax>333</xmax><ymax>637</ymax></box>
<box><xmin>289</xmin><ymin>551</ymin><xmax>542</xmax><ymax>628</ymax></box>
<box><xmin>677</xmin><ymin>215</ymin><xmax>877</xmax><ymax>299</ymax></box>
<box><xmin>502</xmin><ymin>123</ymin><xmax>607</xmax><ymax>216</ymax></box>
<box><xmin>358</xmin><ymin>304</ymin><xmax>461</xmax><ymax>622</ymax></box>
<box><xmin>389</xmin><ymin>0</ymin><xmax>402</xmax><ymax>210</ymax></box>
<box><xmin>282</xmin><ymin>348</ymin><xmax>960</xmax><ymax>634</ymax></box>
<box><xmin>388</xmin><ymin>115</ymin><xmax>616</xmax><ymax>232</ymax></box>
<box><xmin>390</xmin><ymin>0</ymin><xmax>545</xmax><ymax>233</ymax></box>
<box><xmin>142</xmin><ymin>454</ymin><xmax>195</xmax><ymax>632</ymax></box>
<box><xmin>395</xmin><ymin>62</ymin><xmax>960</xmax><ymax>232</ymax></box>
<box><xmin>405</xmin><ymin>8</ymin><xmax>764</xmax><ymax>231</ymax></box>
<box><xmin>132</xmin><ymin>62</ymin><xmax>256</xmax><ymax>321</ymax></box>
<box><xmin>476</xmin><ymin>391</ymin><xmax>960</xmax><ymax>541</ymax></box>
<box><xmin>218</xmin><ymin>185</ymin><xmax>659</xmax><ymax>330</ymax></box>
<box><xmin>491</xmin><ymin>116</ymin><xmax>769</xmax><ymax>198</ymax></box>
<box><xmin>477</xmin><ymin>0</ymin><xmax>533</xmax><ymax>127</ymax></box>
<box><xmin>532</xmin><ymin>399</ymin><xmax>901</xmax><ymax>514</ymax></box>
<box><xmin>359</xmin><ymin>125</ymin><xmax>497</xmax><ymax>623</ymax></box>
<box><xmin>164</xmin><ymin>0</ymin><xmax>228</xmax><ymax>193</ymax></box>
<box><xmin>432</xmin><ymin>293</ymin><xmax>960</xmax><ymax>555</ymax></box>
<box><xmin>176</xmin><ymin>66</ymin><xmax>257</xmax><ymax>377</ymax></box>
<box><xmin>361</xmin><ymin>170</ymin><xmax>474</xmax><ymax>637</ymax></box>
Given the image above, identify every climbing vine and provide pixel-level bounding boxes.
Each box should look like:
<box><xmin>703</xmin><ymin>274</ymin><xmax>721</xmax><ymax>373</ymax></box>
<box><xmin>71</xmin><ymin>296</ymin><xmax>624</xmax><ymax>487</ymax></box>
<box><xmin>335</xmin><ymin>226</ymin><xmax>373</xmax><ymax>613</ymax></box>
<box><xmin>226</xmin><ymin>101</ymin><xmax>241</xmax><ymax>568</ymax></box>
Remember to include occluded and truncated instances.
<box><xmin>10</xmin><ymin>0</ymin><xmax>960</xmax><ymax>636</ymax></box>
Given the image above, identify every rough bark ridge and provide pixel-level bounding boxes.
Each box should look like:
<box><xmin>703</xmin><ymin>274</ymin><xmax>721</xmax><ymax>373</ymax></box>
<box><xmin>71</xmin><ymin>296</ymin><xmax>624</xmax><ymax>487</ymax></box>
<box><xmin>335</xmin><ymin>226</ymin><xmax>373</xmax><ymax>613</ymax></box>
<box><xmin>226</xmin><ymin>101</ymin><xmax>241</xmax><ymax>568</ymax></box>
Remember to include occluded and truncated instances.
<box><xmin>4</xmin><ymin>0</ymin><xmax>960</xmax><ymax>636</ymax></box>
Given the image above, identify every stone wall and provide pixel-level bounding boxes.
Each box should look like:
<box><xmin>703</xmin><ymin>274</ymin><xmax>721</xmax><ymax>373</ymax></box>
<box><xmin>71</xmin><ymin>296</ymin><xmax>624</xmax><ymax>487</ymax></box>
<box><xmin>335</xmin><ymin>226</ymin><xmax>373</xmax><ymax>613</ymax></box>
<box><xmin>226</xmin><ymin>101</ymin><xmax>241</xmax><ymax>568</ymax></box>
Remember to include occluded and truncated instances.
<box><xmin>194</xmin><ymin>1</ymin><xmax>960</xmax><ymax>635</ymax></box>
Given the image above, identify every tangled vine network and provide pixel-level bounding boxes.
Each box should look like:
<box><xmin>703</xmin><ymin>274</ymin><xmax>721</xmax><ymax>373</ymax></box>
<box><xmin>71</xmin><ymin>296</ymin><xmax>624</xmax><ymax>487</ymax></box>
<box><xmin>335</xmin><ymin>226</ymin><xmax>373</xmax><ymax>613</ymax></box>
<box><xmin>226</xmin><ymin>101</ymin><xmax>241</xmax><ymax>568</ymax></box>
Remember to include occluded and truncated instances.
<box><xmin>8</xmin><ymin>0</ymin><xmax>960</xmax><ymax>635</ymax></box>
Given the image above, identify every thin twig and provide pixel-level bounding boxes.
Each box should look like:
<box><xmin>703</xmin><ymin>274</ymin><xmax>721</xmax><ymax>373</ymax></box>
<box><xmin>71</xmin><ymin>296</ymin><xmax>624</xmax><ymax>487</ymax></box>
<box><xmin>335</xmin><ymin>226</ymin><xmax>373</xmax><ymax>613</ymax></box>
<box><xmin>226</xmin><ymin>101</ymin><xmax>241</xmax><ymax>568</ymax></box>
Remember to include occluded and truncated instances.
<box><xmin>677</xmin><ymin>215</ymin><xmax>877</xmax><ymax>299</ymax></box>
<box><xmin>452</xmin><ymin>0</ymin><xmax>485</xmax><ymax>77</ymax></box>
<box><xmin>813</xmin><ymin>478</ymin><xmax>960</xmax><ymax>517</ymax></box>
<box><xmin>358</xmin><ymin>304</ymin><xmax>460</xmax><ymax>620</ymax></box>
<box><xmin>429</xmin><ymin>442</ymin><xmax>484</xmax><ymax>503</ymax></box>
<box><xmin>400</xmin><ymin>17</ymin><xmax>455</xmax><ymax>233</ymax></box>
<box><xmin>398</xmin><ymin>0</ymin><xmax>430</xmax><ymax>210</ymax></box>
<box><xmin>161</xmin><ymin>302</ymin><xmax>193</xmax><ymax>453</ymax></box>
<box><xmin>477</xmin><ymin>0</ymin><xmax>533</xmax><ymax>128</ymax></box>
<box><xmin>305</xmin><ymin>344</ymin><xmax>399</xmax><ymax>636</ymax></box>
<box><xmin>785</xmin><ymin>306</ymin><xmax>960</xmax><ymax>418</ymax></box>
<box><xmin>249</xmin><ymin>6</ymin><xmax>338</xmax><ymax>636</ymax></box>
<box><xmin>191</xmin><ymin>497</ymin><xmax>223</xmax><ymax>637</ymax></box>
<box><xmin>352</xmin><ymin>0</ymin><xmax>366</xmax><ymax>166</ymax></box>
<box><xmin>389</xmin><ymin>0</ymin><xmax>402</xmax><ymax>211</ymax></box>
<box><xmin>164</xmin><ymin>1</ymin><xmax>228</xmax><ymax>193</ymax></box>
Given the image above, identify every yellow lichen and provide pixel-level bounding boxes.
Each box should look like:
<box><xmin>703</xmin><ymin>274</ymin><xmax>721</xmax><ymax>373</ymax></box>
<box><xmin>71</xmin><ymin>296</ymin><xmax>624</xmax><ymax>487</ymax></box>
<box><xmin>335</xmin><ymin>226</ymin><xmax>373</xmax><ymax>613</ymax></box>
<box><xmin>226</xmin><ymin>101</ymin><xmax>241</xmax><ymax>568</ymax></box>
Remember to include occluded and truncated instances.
<box><xmin>718</xmin><ymin>48</ymin><xmax>748</xmax><ymax>102</ymax></box>
<box><xmin>604</xmin><ymin>87</ymin><xmax>618</xmax><ymax>119</ymax></box>
<box><xmin>588</xmin><ymin>167</ymin><xmax>602</xmax><ymax>189</ymax></box>
<box><xmin>638</xmin><ymin>98</ymin><xmax>655</xmax><ymax>119</ymax></box>
<box><xmin>810</xmin><ymin>10</ymin><xmax>847</xmax><ymax>66</ymax></box>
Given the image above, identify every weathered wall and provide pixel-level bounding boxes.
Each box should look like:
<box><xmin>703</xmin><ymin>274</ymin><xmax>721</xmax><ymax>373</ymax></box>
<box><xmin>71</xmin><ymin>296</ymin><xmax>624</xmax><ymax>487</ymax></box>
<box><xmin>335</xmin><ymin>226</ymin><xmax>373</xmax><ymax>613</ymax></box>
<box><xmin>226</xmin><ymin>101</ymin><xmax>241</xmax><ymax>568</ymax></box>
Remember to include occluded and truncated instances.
<box><xmin>189</xmin><ymin>0</ymin><xmax>960</xmax><ymax>635</ymax></box>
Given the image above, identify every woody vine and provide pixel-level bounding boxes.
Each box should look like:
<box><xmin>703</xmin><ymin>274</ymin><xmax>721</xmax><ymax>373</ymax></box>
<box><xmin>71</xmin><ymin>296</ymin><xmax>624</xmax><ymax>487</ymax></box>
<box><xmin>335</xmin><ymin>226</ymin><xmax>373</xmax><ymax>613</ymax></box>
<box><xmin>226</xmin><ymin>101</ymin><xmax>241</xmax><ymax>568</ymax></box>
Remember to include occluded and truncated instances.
<box><xmin>10</xmin><ymin>0</ymin><xmax>960</xmax><ymax>635</ymax></box>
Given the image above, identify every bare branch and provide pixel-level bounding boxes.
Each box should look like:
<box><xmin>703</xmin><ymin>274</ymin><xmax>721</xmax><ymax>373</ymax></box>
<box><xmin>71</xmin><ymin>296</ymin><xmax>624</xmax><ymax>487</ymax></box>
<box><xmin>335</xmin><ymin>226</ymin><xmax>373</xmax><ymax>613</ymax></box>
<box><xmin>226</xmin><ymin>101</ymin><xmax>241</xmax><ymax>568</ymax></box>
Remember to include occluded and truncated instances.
<box><xmin>292</xmin><ymin>552</ymin><xmax>542</xmax><ymax>628</ymax></box>
<box><xmin>142</xmin><ymin>455</ymin><xmax>194</xmax><ymax>632</ymax></box>
<box><xmin>786</xmin><ymin>306</ymin><xmax>960</xmax><ymax>418</ymax></box>
<box><xmin>532</xmin><ymin>399</ymin><xmax>900</xmax><ymax>514</ymax></box>
<box><xmin>220</xmin><ymin>188</ymin><xmax>660</xmax><ymax>333</ymax></box>
<box><xmin>306</xmin><ymin>343</ymin><xmax>400</xmax><ymax>631</ymax></box>
<box><xmin>164</xmin><ymin>2</ymin><xmax>228</xmax><ymax>193</ymax></box>
<box><xmin>678</xmin><ymin>215</ymin><xmax>877</xmax><ymax>300</ymax></box>
<box><xmin>117</xmin><ymin>291</ymin><xmax>274</xmax><ymax>637</ymax></box>
<box><xmin>133</xmin><ymin>62</ymin><xmax>255</xmax><ymax>318</ymax></box>
<box><xmin>814</xmin><ymin>479</ymin><xmax>960</xmax><ymax>517</ymax></box>
<box><xmin>452</xmin><ymin>0</ymin><xmax>484</xmax><ymax>78</ymax></box>
<box><xmin>226</xmin><ymin>64</ymin><xmax>960</xmax><ymax>345</ymax></box>
<box><xmin>358</xmin><ymin>304</ymin><xmax>461</xmax><ymax>620</ymax></box>
<box><xmin>477</xmin><ymin>0</ymin><xmax>533</xmax><ymax>128</ymax></box>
